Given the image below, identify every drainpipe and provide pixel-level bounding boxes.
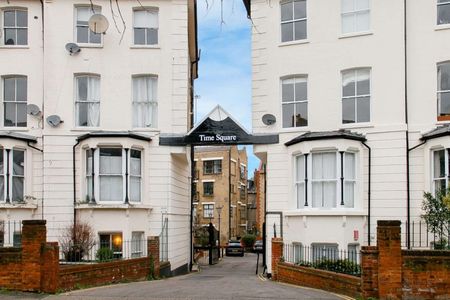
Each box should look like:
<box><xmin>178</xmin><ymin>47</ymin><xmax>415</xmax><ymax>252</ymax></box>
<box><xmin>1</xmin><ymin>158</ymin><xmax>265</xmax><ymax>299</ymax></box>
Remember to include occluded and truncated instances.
<box><xmin>189</xmin><ymin>144</ymin><xmax>195</xmax><ymax>271</ymax></box>
<box><xmin>361</xmin><ymin>142</ymin><xmax>372</xmax><ymax>246</ymax></box>
<box><xmin>39</xmin><ymin>0</ymin><xmax>45</xmax><ymax>220</ymax></box>
<box><xmin>228</xmin><ymin>148</ymin><xmax>232</xmax><ymax>239</ymax></box>
<box><xmin>72</xmin><ymin>140</ymin><xmax>80</xmax><ymax>242</ymax></box>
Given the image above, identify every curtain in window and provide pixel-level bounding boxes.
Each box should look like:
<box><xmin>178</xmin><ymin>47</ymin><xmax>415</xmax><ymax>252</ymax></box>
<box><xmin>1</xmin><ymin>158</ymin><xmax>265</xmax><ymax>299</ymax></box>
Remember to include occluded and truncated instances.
<box><xmin>130</xmin><ymin>150</ymin><xmax>141</xmax><ymax>202</ymax></box>
<box><xmin>133</xmin><ymin>9</ymin><xmax>158</xmax><ymax>45</ymax></box>
<box><xmin>99</xmin><ymin>149</ymin><xmax>123</xmax><ymax>202</ymax></box>
<box><xmin>133</xmin><ymin>76</ymin><xmax>157</xmax><ymax>128</ymax></box>
<box><xmin>433</xmin><ymin>150</ymin><xmax>447</xmax><ymax>194</ymax></box>
<box><xmin>296</xmin><ymin>155</ymin><xmax>305</xmax><ymax>208</ymax></box>
<box><xmin>344</xmin><ymin>152</ymin><xmax>356</xmax><ymax>208</ymax></box>
<box><xmin>438</xmin><ymin>62</ymin><xmax>450</xmax><ymax>116</ymax></box>
<box><xmin>76</xmin><ymin>76</ymin><xmax>100</xmax><ymax>127</ymax></box>
<box><xmin>342</xmin><ymin>0</ymin><xmax>370</xmax><ymax>34</ymax></box>
<box><xmin>312</xmin><ymin>153</ymin><xmax>337</xmax><ymax>208</ymax></box>
<box><xmin>12</xmin><ymin>150</ymin><xmax>24</xmax><ymax>202</ymax></box>
<box><xmin>0</xmin><ymin>151</ymin><xmax>3</xmax><ymax>201</ymax></box>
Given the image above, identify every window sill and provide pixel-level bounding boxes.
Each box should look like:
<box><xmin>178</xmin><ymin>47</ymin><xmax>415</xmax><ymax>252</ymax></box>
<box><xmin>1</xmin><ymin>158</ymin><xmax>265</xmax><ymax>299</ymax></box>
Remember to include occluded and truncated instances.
<box><xmin>130</xmin><ymin>45</ymin><xmax>160</xmax><ymax>49</ymax></box>
<box><xmin>338</xmin><ymin>31</ymin><xmax>373</xmax><ymax>39</ymax></box>
<box><xmin>0</xmin><ymin>202</ymin><xmax>38</xmax><ymax>210</ymax></box>
<box><xmin>0</xmin><ymin>45</ymin><xmax>29</xmax><ymax>49</ymax></box>
<box><xmin>71</xmin><ymin>127</ymin><xmax>101</xmax><ymax>132</ymax></box>
<box><xmin>285</xmin><ymin>209</ymin><xmax>366</xmax><ymax>216</ymax></box>
<box><xmin>435</xmin><ymin>24</ymin><xmax>450</xmax><ymax>31</ymax></box>
<box><xmin>340</xmin><ymin>122</ymin><xmax>374</xmax><ymax>130</ymax></box>
<box><xmin>279</xmin><ymin>39</ymin><xmax>309</xmax><ymax>47</ymax></box>
<box><xmin>280</xmin><ymin>126</ymin><xmax>310</xmax><ymax>133</ymax></box>
<box><xmin>77</xmin><ymin>44</ymin><xmax>103</xmax><ymax>49</ymax></box>
<box><xmin>75</xmin><ymin>203</ymin><xmax>152</xmax><ymax>211</ymax></box>
<box><xmin>131</xmin><ymin>128</ymin><xmax>161</xmax><ymax>133</ymax></box>
<box><xmin>1</xmin><ymin>127</ymin><xmax>30</xmax><ymax>132</ymax></box>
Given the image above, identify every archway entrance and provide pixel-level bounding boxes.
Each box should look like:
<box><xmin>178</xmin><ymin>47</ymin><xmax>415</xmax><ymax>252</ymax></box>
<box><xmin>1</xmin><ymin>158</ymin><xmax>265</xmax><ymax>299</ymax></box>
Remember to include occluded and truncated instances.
<box><xmin>160</xmin><ymin>105</ymin><xmax>278</xmax><ymax>268</ymax></box>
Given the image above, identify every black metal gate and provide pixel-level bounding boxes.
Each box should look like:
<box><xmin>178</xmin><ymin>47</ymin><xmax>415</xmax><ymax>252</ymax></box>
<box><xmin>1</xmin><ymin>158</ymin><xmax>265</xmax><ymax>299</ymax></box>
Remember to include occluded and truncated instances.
<box><xmin>208</xmin><ymin>223</ymin><xmax>219</xmax><ymax>265</ymax></box>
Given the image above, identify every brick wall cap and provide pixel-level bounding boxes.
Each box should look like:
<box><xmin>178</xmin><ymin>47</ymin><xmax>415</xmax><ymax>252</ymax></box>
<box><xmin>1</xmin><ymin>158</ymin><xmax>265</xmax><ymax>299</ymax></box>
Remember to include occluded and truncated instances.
<box><xmin>403</xmin><ymin>249</ymin><xmax>450</xmax><ymax>257</ymax></box>
<box><xmin>22</xmin><ymin>220</ymin><xmax>46</xmax><ymax>226</ymax></box>
<box><xmin>377</xmin><ymin>220</ymin><xmax>401</xmax><ymax>227</ymax></box>
<box><xmin>0</xmin><ymin>247</ymin><xmax>22</xmax><ymax>253</ymax></box>
<box><xmin>272</xmin><ymin>238</ymin><xmax>283</xmax><ymax>243</ymax></box>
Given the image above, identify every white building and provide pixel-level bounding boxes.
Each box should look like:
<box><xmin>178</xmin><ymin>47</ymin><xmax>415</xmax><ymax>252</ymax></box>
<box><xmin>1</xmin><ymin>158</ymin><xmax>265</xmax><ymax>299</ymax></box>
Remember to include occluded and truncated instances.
<box><xmin>0</xmin><ymin>0</ymin><xmax>198</xmax><ymax>274</ymax></box>
<box><xmin>247</xmin><ymin>0</ymin><xmax>450</xmax><ymax>272</ymax></box>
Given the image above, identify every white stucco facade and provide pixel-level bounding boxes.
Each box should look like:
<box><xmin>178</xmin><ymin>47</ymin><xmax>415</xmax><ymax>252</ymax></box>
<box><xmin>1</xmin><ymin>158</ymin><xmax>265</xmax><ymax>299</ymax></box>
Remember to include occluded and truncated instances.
<box><xmin>250</xmin><ymin>0</ymin><xmax>450</xmax><ymax>272</ymax></box>
<box><xmin>0</xmin><ymin>0</ymin><xmax>197</xmax><ymax>273</ymax></box>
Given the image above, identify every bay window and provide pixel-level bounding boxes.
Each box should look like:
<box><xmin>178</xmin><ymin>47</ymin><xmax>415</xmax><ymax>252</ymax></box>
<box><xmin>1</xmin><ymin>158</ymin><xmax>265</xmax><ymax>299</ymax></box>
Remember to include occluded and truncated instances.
<box><xmin>438</xmin><ymin>62</ymin><xmax>450</xmax><ymax>119</ymax></box>
<box><xmin>295</xmin><ymin>151</ymin><xmax>357</xmax><ymax>209</ymax></box>
<box><xmin>85</xmin><ymin>148</ymin><xmax>142</xmax><ymax>203</ymax></box>
<box><xmin>3</xmin><ymin>9</ymin><xmax>27</xmax><ymax>46</ymax></box>
<box><xmin>75</xmin><ymin>75</ymin><xmax>100</xmax><ymax>127</ymax></box>
<box><xmin>342</xmin><ymin>68</ymin><xmax>371</xmax><ymax>124</ymax></box>
<box><xmin>0</xmin><ymin>148</ymin><xmax>25</xmax><ymax>203</ymax></box>
<box><xmin>132</xmin><ymin>76</ymin><xmax>158</xmax><ymax>128</ymax></box>
<box><xmin>341</xmin><ymin>0</ymin><xmax>370</xmax><ymax>34</ymax></box>
<box><xmin>432</xmin><ymin>149</ymin><xmax>447</xmax><ymax>195</ymax></box>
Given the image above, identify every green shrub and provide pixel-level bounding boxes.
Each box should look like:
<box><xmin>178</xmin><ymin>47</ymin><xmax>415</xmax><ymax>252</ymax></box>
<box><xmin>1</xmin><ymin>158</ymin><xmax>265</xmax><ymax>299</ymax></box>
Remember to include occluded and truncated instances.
<box><xmin>312</xmin><ymin>259</ymin><xmax>361</xmax><ymax>276</ymax></box>
<box><xmin>241</xmin><ymin>234</ymin><xmax>256</xmax><ymax>248</ymax></box>
<box><xmin>96</xmin><ymin>247</ymin><xmax>114</xmax><ymax>262</ymax></box>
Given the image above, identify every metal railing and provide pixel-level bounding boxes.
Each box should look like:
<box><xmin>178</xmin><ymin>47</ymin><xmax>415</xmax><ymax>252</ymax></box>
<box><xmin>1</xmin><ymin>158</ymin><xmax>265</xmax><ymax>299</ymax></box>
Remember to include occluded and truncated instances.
<box><xmin>59</xmin><ymin>238</ymin><xmax>148</xmax><ymax>263</ymax></box>
<box><xmin>0</xmin><ymin>220</ymin><xmax>22</xmax><ymax>247</ymax></box>
<box><xmin>283</xmin><ymin>243</ymin><xmax>361</xmax><ymax>276</ymax></box>
<box><xmin>402</xmin><ymin>221</ymin><xmax>450</xmax><ymax>249</ymax></box>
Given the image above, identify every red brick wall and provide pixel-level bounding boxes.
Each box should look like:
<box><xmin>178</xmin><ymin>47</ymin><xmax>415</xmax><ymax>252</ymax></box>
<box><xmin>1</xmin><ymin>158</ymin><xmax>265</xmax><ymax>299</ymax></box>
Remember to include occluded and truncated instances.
<box><xmin>360</xmin><ymin>246</ymin><xmax>378</xmax><ymax>299</ymax></box>
<box><xmin>271</xmin><ymin>238</ymin><xmax>283</xmax><ymax>280</ymax></box>
<box><xmin>0</xmin><ymin>248</ymin><xmax>23</xmax><ymax>290</ymax></box>
<box><xmin>277</xmin><ymin>262</ymin><xmax>361</xmax><ymax>298</ymax></box>
<box><xmin>402</xmin><ymin>250</ymin><xmax>450</xmax><ymax>299</ymax></box>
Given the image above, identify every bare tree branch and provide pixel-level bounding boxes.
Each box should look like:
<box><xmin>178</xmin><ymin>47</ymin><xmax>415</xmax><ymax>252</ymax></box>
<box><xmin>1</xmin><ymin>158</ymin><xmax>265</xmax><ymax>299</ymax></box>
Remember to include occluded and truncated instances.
<box><xmin>109</xmin><ymin>0</ymin><xmax>122</xmax><ymax>34</ymax></box>
<box><xmin>115</xmin><ymin>0</ymin><xmax>127</xmax><ymax>44</ymax></box>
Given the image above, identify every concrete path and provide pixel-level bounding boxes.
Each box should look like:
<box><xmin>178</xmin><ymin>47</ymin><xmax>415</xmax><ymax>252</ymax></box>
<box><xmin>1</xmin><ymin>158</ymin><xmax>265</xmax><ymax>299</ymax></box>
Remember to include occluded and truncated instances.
<box><xmin>2</xmin><ymin>253</ymin><xmax>348</xmax><ymax>300</ymax></box>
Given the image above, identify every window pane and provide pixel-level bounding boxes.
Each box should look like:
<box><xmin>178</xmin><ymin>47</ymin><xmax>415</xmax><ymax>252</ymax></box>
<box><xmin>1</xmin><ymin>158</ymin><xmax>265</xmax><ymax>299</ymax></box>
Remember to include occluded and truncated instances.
<box><xmin>4</xmin><ymin>29</ymin><xmax>16</xmax><ymax>45</ymax></box>
<box><xmin>356</xmin><ymin>69</ymin><xmax>370</xmax><ymax>95</ymax></box>
<box><xmin>282</xmin><ymin>103</ymin><xmax>295</xmax><ymax>128</ymax></box>
<box><xmin>356</xmin><ymin>0</ymin><xmax>370</xmax><ymax>10</ymax></box>
<box><xmin>294</xmin><ymin>0</ymin><xmax>307</xmax><ymax>19</ymax></box>
<box><xmin>134</xmin><ymin>28</ymin><xmax>146</xmax><ymax>45</ymax></box>
<box><xmin>438</xmin><ymin>3</ymin><xmax>450</xmax><ymax>25</ymax></box>
<box><xmin>296</xmin><ymin>183</ymin><xmax>304</xmax><ymax>208</ymax></box>
<box><xmin>86</xmin><ymin>150</ymin><xmax>93</xmax><ymax>173</ymax></box>
<box><xmin>295</xmin><ymin>79</ymin><xmax>307</xmax><ymax>101</ymax></box>
<box><xmin>4</xmin><ymin>78</ymin><xmax>15</xmax><ymax>101</ymax></box>
<box><xmin>433</xmin><ymin>150</ymin><xmax>446</xmax><ymax>178</ymax></box>
<box><xmin>295</xmin><ymin>102</ymin><xmax>308</xmax><ymax>126</ymax></box>
<box><xmin>281</xmin><ymin>22</ymin><xmax>294</xmax><ymax>42</ymax></box>
<box><xmin>13</xmin><ymin>150</ymin><xmax>24</xmax><ymax>176</ymax></box>
<box><xmin>438</xmin><ymin>63</ymin><xmax>450</xmax><ymax>91</ymax></box>
<box><xmin>16</xmin><ymin>11</ymin><xmax>27</xmax><ymax>27</ymax></box>
<box><xmin>90</xmin><ymin>31</ymin><xmax>101</xmax><ymax>44</ymax></box>
<box><xmin>342</xmin><ymin>98</ymin><xmax>356</xmax><ymax>123</ymax></box>
<box><xmin>17</xmin><ymin>103</ymin><xmax>27</xmax><ymax>127</ymax></box>
<box><xmin>0</xmin><ymin>176</ymin><xmax>4</xmax><ymax>201</ymax></box>
<box><xmin>342</xmin><ymin>14</ymin><xmax>355</xmax><ymax>34</ymax></box>
<box><xmin>12</xmin><ymin>177</ymin><xmax>24</xmax><ymax>202</ymax></box>
<box><xmin>130</xmin><ymin>177</ymin><xmax>141</xmax><ymax>202</ymax></box>
<box><xmin>0</xmin><ymin>151</ymin><xmax>3</xmax><ymax>174</ymax></box>
<box><xmin>76</xmin><ymin>103</ymin><xmax>88</xmax><ymax>126</ymax></box>
<box><xmin>147</xmin><ymin>28</ymin><xmax>158</xmax><ymax>45</ymax></box>
<box><xmin>4</xmin><ymin>11</ymin><xmax>16</xmax><ymax>26</ymax></box>
<box><xmin>345</xmin><ymin>152</ymin><xmax>356</xmax><ymax>179</ymax></box>
<box><xmin>356</xmin><ymin>96</ymin><xmax>370</xmax><ymax>122</ymax></box>
<box><xmin>77</xmin><ymin>77</ymin><xmax>88</xmax><ymax>100</ymax></box>
<box><xmin>4</xmin><ymin>103</ymin><xmax>16</xmax><ymax>126</ymax></box>
<box><xmin>435</xmin><ymin>179</ymin><xmax>446</xmax><ymax>194</ymax></box>
<box><xmin>323</xmin><ymin>181</ymin><xmax>337</xmax><ymax>208</ymax></box>
<box><xmin>323</xmin><ymin>153</ymin><xmax>336</xmax><ymax>179</ymax></box>
<box><xmin>100</xmin><ymin>149</ymin><xmax>122</xmax><ymax>174</ymax></box>
<box><xmin>16</xmin><ymin>29</ymin><xmax>27</xmax><ymax>45</ymax></box>
<box><xmin>355</xmin><ymin>11</ymin><xmax>370</xmax><ymax>31</ymax></box>
<box><xmin>100</xmin><ymin>176</ymin><xmax>123</xmax><ymax>201</ymax></box>
<box><xmin>296</xmin><ymin>155</ymin><xmax>305</xmax><ymax>180</ymax></box>
<box><xmin>312</xmin><ymin>182</ymin><xmax>322</xmax><ymax>207</ymax></box>
<box><xmin>294</xmin><ymin>20</ymin><xmax>307</xmax><ymax>40</ymax></box>
<box><xmin>281</xmin><ymin>1</ymin><xmax>293</xmax><ymax>22</ymax></box>
<box><xmin>77</xmin><ymin>26</ymin><xmax>89</xmax><ymax>43</ymax></box>
<box><xmin>439</xmin><ymin>92</ymin><xmax>450</xmax><ymax>115</ymax></box>
<box><xmin>342</xmin><ymin>71</ymin><xmax>356</xmax><ymax>97</ymax></box>
<box><xmin>130</xmin><ymin>152</ymin><xmax>141</xmax><ymax>176</ymax></box>
<box><xmin>282</xmin><ymin>80</ymin><xmax>295</xmax><ymax>102</ymax></box>
<box><xmin>344</xmin><ymin>182</ymin><xmax>355</xmax><ymax>208</ymax></box>
<box><xmin>16</xmin><ymin>78</ymin><xmax>27</xmax><ymax>101</ymax></box>
<box><xmin>342</xmin><ymin>0</ymin><xmax>354</xmax><ymax>13</ymax></box>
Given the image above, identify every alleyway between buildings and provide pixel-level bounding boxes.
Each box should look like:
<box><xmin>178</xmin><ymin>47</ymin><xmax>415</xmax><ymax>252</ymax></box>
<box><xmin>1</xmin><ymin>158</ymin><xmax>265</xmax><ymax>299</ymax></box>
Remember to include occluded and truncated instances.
<box><xmin>2</xmin><ymin>254</ymin><xmax>346</xmax><ymax>300</ymax></box>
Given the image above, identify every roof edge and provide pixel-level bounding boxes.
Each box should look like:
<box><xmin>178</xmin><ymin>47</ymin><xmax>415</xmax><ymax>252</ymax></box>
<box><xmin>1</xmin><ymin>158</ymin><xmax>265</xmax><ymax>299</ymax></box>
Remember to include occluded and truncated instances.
<box><xmin>76</xmin><ymin>131</ymin><xmax>152</xmax><ymax>143</ymax></box>
<box><xmin>285</xmin><ymin>131</ymin><xmax>366</xmax><ymax>147</ymax></box>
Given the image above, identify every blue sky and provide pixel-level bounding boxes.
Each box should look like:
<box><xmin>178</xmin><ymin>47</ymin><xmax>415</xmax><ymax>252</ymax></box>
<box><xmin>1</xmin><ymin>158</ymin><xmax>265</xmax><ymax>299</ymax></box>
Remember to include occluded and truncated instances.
<box><xmin>195</xmin><ymin>1</ymin><xmax>260</xmax><ymax>178</ymax></box>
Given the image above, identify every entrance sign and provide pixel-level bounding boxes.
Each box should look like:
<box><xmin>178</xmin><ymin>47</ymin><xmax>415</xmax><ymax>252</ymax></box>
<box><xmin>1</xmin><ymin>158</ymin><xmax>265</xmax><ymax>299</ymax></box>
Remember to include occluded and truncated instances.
<box><xmin>160</xmin><ymin>105</ymin><xmax>279</xmax><ymax>146</ymax></box>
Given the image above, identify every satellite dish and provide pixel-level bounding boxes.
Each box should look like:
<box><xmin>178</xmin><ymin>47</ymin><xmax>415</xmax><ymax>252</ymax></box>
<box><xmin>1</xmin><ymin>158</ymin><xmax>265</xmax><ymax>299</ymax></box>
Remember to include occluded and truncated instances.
<box><xmin>65</xmin><ymin>43</ymin><xmax>81</xmax><ymax>55</ymax></box>
<box><xmin>88</xmin><ymin>14</ymin><xmax>109</xmax><ymax>34</ymax></box>
<box><xmin>46</xmin><ymin>115</ymin><xmax>63</xmax><ymax>127</ymax></box>
<box><xmin>27</xmin><ymin>104</ymin><xmax>41</xmax><ymax>116</ymax></box>
<box><xmin>262</xmin><ymin>114</ymin><xmax>277</xmax><ymax>126</ymax></box>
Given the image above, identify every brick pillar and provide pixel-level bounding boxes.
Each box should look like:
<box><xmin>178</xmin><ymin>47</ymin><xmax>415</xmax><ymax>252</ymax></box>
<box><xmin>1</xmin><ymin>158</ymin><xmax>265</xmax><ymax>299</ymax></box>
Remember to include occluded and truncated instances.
<box><xmin>41</xmin><ymin>242</ymin><xmax>59</xmax><ymax>293</ymax></box>
<box><xmin>271</xmin><ymin>238</ymin><xmax>283</xmax><ymax>281</ymax></box>
<box><xmin>147</xmin><ymin>236</ymin><xmax>160</xmax><ymax>277</ymax></box>
<box><xmin>361</xmin><ymin>246</ymin><xmax>379</xmax><ymax>299</ymax></box>
<box><xmin>377</xmin><ymin>220</ymin><xmax>402</xmax><ymax>300</ymax></box>
<box><xmin>21</xmin><ymin>220</ymin><xmax>46</xmax><ymax>292</ymax></box>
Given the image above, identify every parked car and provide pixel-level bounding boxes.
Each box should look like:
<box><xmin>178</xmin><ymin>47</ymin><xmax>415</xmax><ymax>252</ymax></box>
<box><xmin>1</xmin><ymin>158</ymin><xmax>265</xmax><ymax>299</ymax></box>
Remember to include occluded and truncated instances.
<box><xmin>253</xmin><ymin>240</ymin><xmax>263</xmax><ymax>253</ymax></box>
<box><xmin>226</xmin><ymin>240</ymin><xmax>244</xmax><ymax>257</ymax></box>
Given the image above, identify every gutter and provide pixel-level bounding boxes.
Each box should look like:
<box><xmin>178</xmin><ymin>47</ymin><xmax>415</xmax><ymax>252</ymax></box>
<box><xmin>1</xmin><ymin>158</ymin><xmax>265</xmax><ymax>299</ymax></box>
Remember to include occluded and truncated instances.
<box><xmin>404</xmin><ymin>0</ymin><xmax>411</xmax><ymax>249</ymax></box>
<box><xmin>72</xmin><ymin>140</ymin><xmax>81</xmax><ymax>242</ymax></box>
<box><xmin>361</xmin><ymin>142</ymin><xmax>372</xmax><ymax>246</ymax></box>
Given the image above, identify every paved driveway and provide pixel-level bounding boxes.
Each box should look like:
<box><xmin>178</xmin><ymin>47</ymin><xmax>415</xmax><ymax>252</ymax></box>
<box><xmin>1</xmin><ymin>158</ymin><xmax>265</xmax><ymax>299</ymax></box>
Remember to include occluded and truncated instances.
<box><xmin>2</xmin><ymin>253</ymin><xmax>347</xmax><ymax>300</ymax></box>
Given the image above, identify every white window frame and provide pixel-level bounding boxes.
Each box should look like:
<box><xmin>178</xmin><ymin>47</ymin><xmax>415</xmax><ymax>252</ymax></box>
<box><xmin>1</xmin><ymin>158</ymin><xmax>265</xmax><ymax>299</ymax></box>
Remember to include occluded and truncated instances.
<box><xmin>85</xmin><ymin>147</ymin><xmax>143</xmax><ymax>204</ymax></box>
<box><xmin>311</xmin><ymin>152</ymin><xmax>339</xmax><ymax>209</ymax></box>
<box><xmin>431</xmin><ymin>149</ymin><xmax>448</xmax><ymax>196</ymax></box>
<box><xmin>74</xmin><ymin>5</ymin><xmax>102</xmax><ymax>46</ymax></box>
<box><xmin>2</xmin><ymin>75</ymin><xmax>27</xmax><ymax>128</ymax></box>
<box><xmin>280</xmin><ymin>0</ymin><xmax>307</xmax><ymax>43</ymax></box>
<box><xmin>437</xmin><ymin>0</ymin><xmax>450</xmax><ymax>25</ymax></box>
<box><xmin>132</xmin><ymin>75</ymin><xmax>158</xmax><ymax>128</ymax></box>
<box><xmin>129</xmin><ymin>149</ymin><xmax>142</xmax><ymax>203</ymax></box>
<box><xmin>0</xmin><ymin>148</ymin><xmax>25</xmax><ymax>203</ymax></box>
<box><xmin>131</xmin><ymin>231</ymin><xmax>145</xmax><ymax>258</ymax></box>
<box><xmin>342</xmin><ymin>68</ymin><xmax>371</xmax><ymax>124</ymax></box>
<box><xmin>281</xmin><ymin>76</ymin><xmax>308</xmax><ymax>128</ymax></box>
<box><xmin>99</xmin><ymin>232</ymin><xmax>123</xmax><ymax>258</ymax></box>
<box><xmin>295</xmin><ymin>154</ymin><xmax>306</xmax><ymax>209</ymax></box>
<box><xmin>133</xmin><ymin>7</ymin><xmax>159</xmax><ymax>46</ymax></box>
<box><xmin>2</xmin><ymin>8</ymin><xmax>28</xmax><ymax>46</ymax></box>
<box><xmin>203</xmin><ymin>203</ymin><xmax>214</xmax><ymax>218</ymax></box>
<box><xmin>74</xmin><ymin>74</ymin><xmax>100</xmax><ymax>128</ymax></box>
<box><xmin>438</xmin><ymin>62</ymin><xmax>450</xmax><ymax>118</ymax></box>
<box><xmin>341</xmin><ymin>0</ymin><xmax>370</xmax><ymax>35</ymax></box>
<box><xmin>343</xmin><ymin>152</ymin><xmax>357</xmax><ymax>208</ymax></box>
